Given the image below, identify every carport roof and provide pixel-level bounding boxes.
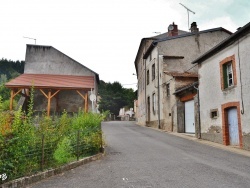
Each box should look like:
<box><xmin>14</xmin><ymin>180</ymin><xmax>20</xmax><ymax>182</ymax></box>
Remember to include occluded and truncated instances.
<box><xmin>5</xmin><ymin>74</ymin><xmax>95</xmax><ymax>90</ymax></box>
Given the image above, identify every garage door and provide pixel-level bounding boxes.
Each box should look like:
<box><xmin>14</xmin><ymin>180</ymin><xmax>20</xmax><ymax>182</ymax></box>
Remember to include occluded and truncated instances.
<box><xmin>185</xmin><ymin>100</ymin><xmax>195</xmax><ymax>133</ymax></box>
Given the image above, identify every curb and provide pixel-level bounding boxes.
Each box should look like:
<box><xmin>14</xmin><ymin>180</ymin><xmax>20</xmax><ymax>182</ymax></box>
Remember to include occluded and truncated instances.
<box><xmin>1</xmin><ymin>153</ymin><xmax>104</xmax><ymax>188</ymax></box>
<box><xmin>139</xmin><ymin>124</ymin><xmax>250</xmax><ymax>158</ymax></box>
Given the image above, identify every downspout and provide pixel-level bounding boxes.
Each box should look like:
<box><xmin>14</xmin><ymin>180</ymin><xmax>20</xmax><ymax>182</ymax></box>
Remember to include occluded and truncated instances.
<box><xmin>144</xmin><ymin>58</ymin><xmax>147</xmax><ymax>123</ymax></box>
<box><xmin>157</xmin><ymin>47</ymin><xmax>161</xmax><ymax>129</ymax></box>
<box><xmin>194</xmin><ymin>85</ymin><xmax>201</xmax><ymax>139</ymax></box>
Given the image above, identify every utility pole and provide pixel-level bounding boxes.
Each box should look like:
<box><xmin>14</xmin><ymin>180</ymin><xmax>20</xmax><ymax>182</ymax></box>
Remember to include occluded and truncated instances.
<box><xmin>179</xmin><ymin>3</ymin><xmax>195</xmax><ymax>30</ymax></box>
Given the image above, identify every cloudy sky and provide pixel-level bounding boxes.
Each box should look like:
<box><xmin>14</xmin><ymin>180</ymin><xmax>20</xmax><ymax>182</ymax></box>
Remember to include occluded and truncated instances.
<box><xmin>1</xmin><ymin>0</ymin><xmax>249</xmax><ymax>90</ymax></box>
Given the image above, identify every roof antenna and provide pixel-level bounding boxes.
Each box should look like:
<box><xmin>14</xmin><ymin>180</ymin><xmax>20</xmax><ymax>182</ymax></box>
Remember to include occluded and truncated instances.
<box><xmin>23</xmin><ymin>36</ymin><xmax>36</xmax><ymax>44</ymax></box>
<box><xmin>179</xmin><ymin>3</ymin><xmax>195</xmax><ymax>31</ymax></box>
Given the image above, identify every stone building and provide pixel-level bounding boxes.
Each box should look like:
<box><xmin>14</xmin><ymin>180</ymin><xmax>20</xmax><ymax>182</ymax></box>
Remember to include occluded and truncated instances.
<box><xmin>192</xmin><ymin>22</ymin><xmax>250</xmax><ymax>150</ymax></box>
<box><xmin>134</xmin><ymin>22</ymin><xmax>231</xmax><ymax>136</ymax></box>
<box><xmin>6</xmin><ymin>44</ymin><xmax>99</xmax><ymax>115</ymax></box>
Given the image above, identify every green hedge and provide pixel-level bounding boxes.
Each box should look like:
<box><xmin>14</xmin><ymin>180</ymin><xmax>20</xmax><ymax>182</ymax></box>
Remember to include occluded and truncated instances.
<box><xmin>0</xmin><ymin>96</ymin><xmax>105</xmax><ymax>184</ymax></box>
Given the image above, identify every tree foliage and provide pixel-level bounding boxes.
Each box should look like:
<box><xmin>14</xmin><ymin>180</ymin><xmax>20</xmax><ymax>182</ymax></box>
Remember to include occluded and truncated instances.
<box><xmin>0</xmin><ymin>58</ymin><xmax>24</xmax><ymax>80</ymax></box>
<box><xmin>98</xmin><ymin>80</ymin><xmax>137</xmax><ymax>116</ymax></box>
<box><xmin>0</xmin><ymin>58</ymin><xmax>25</xmax><ymax>101</ymax></box>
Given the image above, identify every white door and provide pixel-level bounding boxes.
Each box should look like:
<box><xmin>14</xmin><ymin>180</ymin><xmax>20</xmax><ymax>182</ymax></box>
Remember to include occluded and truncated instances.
<box><xmin>185</xmin><ymin>100</ymin><xmax>195</xmax><ymax>133</ymax></box>
<box><xmin>228</xmin><ymin>108</ymin><xmax>239</xmax><ymax>145</ymax></box>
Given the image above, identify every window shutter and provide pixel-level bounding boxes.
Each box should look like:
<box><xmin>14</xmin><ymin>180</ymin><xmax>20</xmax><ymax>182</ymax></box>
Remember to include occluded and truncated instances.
<box><xmin>223</xmin><ymin>64</ymin><xmax>228</xmax><ymax>88</ymax></box>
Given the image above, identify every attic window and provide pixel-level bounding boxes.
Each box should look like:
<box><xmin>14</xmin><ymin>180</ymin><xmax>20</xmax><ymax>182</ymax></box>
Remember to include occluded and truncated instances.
<box><xmin>210</xmin><ymin>109</ymin><xmax>218</xmax><ymax>119</ymax></box>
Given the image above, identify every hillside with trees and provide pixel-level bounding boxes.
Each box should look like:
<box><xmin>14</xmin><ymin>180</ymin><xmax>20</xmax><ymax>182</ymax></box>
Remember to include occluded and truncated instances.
<box><xmin>98</xmin><ymin>80</ymin><xmax>137</xmax><ymax>116</ymax></box>
<box><xmin>0</xmin><ymin>59</ymin><xmax>25</xmax><ymax>101</ymax></box>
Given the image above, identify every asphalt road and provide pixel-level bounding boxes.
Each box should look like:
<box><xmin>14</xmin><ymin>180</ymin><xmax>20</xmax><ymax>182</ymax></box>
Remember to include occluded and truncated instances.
<box><xmin>31</xmin><ymin>121</ymin><xmax>250</xmax><ymax>188</ymax></box>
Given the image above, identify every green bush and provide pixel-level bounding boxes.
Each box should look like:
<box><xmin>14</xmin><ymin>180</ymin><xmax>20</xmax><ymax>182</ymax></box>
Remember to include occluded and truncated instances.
<box><xmin>0</xmin><ymin>90</ymin><xmax>104</xmax><ymax>183</ymax></box>
<box><xmin>53</xmin><ymin>137</ymin><xmax>75</xmax><ymax>165</ymax></box>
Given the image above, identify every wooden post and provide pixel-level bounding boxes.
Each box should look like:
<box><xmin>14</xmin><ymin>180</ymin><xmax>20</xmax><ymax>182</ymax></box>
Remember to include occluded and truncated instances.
<box><xmin>9</xmin><ymin>89</ymin><xmax>22</xmax><ymax>111</ymax></box>
<box><xmin>10</xmin><ymin>90</ymin><xmax>14</xmax><ymax>111</ymax></box>
<box><xmin>47</xmin><ymin>90</ymin><xmax>51</xmax><ymax>116</ymax></box>
<box><xmin>85</xmin><ymin>92</ymin><xmax>88</xmax><ymax>113</ymax></box>
<box><xmin>40</xmin><ymin>89</ymin><xmax>60</xmax><ymax>117</ymax></box>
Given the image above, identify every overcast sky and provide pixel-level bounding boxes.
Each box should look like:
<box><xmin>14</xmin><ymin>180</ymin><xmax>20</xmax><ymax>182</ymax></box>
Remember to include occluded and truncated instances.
<box><xmin>1</xmin><ymin>0</ymin><xmax>249</xmax><ymax>90</ymax></box>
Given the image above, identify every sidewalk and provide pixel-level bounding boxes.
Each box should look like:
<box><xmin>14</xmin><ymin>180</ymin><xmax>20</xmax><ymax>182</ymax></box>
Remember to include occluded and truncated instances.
<box><xmin>169</xmin><ymin>132</ymin><xmax>250</xmax><ymax>157</ymax></box>
<box><xmin>145</xmin><ymin>125</ymin><xmax>250</xmax><ymax>158</ymax></box>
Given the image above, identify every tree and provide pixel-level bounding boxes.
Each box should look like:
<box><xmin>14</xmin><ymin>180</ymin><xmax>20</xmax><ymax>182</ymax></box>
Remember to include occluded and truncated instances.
<box><xmin>0</xmin><ymin>59</ymin><xmax>25</xmax><ymax>101</ymax></box>
<box><xmin>98</xmin><ymin>81</ymin><xmax>137</xmax><ymax>116</ymax></box>
<box><xmin>0</xmin><ymin>58</ymin><xmax>24</xmax><ymax>80</ymax></box>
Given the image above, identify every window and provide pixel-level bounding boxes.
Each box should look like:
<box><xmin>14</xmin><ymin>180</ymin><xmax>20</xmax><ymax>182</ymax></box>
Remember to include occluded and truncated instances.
<box><xmin>210</xmin><ymin>109</ymin><xmax>218</xmax><ymax>119</ymax></box>
<box><xmin>149</xmin><ymin>52</ymin><xmax>152</xmax><ymax>61</ymax></box>
<box><xmin>152</xmin><ymin>64</ymin><xmax>155</xmax><ymax>80</ymax></box>
<box><xmin>220</xmin><ymin>55</ymin><xmax>236</xmax><ymax>90</ymax></box>
<box><xmin>166</xmin><ymin>83</ymin><xmax>170</xmax><ymax>97</ymax></box>
<box><xmin>152</xmin><ymin>93</ymin><xmax>156</xmax><ymax>114</ymax></box>
<box><xmin>147</xmin><ymin>70</ymin><xmax>149</xmax><ymax>85</ymax></box>
<box><xmin>223</xmin><ymin>62</ymin><xmax>233</xmax><ymax>88</ymax></box>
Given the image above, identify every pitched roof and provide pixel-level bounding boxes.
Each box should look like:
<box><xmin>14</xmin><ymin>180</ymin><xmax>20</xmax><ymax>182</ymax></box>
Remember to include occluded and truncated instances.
<box><xmin>174</xmin><ymin>81</ymin><xmax>198</xmax><ymax>95</ymax></box>
<box><xmin>192</xmin><ymin>22</ymin><xmax>250</xmax><ymax>64</ymax></box>
<box><xmin>134</xmin><ymin>29</ymin><xmax>188</xmax><ymax>74</ymax></box>
<box><xmin>5</xmin><ymin>74</ymin><xmax>94</xmax><ymax>90</ymax></box>
<box><xmin>164</xmin><ymin>71</ymin><xmax>198</xmax><ymax>78</ymax></box>
<box><xmin>143</xmin><ymin>27</ymin><xmax>232</xmax><ymax>59</ymax></box>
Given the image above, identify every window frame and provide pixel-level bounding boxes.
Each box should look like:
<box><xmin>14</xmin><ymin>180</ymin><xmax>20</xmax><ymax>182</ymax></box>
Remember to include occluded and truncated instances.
<box><xmin>152</xmin><ymin>63</ymin><xmax>155</xmax><ymax>81</ymax></box>
<box><xmin>152</xmin><ymin>93</ymin><xmax>156</xmax><ymax>114</ymax></box>
<box><xmin>220</xmin><ymin>55</ymin><xmax>237</xmax><ymax>90</ymax></box>
<box><xmin>147</xmin><ymin>70</ymin><xmax>149</xmax><ymax>85</ymax></box>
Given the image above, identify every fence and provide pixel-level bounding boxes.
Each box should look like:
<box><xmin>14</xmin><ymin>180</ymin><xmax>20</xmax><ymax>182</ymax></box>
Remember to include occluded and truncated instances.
<box><xmin>0</xmin><ymin>127</ymin><xmax>103</xmax><ymax>184</ymax></box>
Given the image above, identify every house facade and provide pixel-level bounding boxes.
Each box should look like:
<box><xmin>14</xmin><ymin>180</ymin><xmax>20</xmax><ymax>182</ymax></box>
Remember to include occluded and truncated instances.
<box><xmin>192</xmin><ymin>22</ymin><xmax>250</xmax><ymax>150</ymax></box>
<box><xmin>6</xmin><ymin>44</ymin><xmax>99</xmax><ymax>115</ymax></box>
<box><xmin>135</xmin><ymin>22</ymin><xmax>232</xmax><ymax>136</ymax></box>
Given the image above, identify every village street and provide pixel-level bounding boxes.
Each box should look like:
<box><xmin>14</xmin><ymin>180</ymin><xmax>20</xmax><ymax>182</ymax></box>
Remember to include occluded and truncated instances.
<box><xmin>31</xmin><ymin>121</ymin><xmax>250</xmax><ymax>188</ymax></box>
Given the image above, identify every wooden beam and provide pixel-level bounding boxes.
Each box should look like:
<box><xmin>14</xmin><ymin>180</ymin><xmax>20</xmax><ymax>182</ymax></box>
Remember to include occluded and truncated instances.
<box><xmin>47</xmin><ymin>90</ymin><xmax>51</xmax><ymax>116</ymax></box>
<box><xmin>76</xmin><ymin>90</ymin><xmax>86</xmax><ymax>100</ymax></box>
<box><xmin>85</xmin><ymin>92</ymin><xmax>88</xmax><ymax>113</ymax></box>
<box><xmin>13</xmin><ymin>89</ymin><xmax>22</xmax><ymax>98</ymax></box>
<box><xmin>51</xmin><ymin>90</ymin><xmax>60</xmax><ymax>98</ymax></box>
<box><xmin>40</xmin><ymin>89</ymin><xmax>48</xmax><ymax>98</ymax></box>
<box><xmin>9</xmin><ymin>89</ymin><xmax>22</xmax><ymax>111</ymax></box>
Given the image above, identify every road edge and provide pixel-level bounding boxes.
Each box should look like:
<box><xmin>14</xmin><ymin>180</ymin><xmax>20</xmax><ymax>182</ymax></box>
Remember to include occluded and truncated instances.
<box><xmin>1</xmin><ymin>153</ymin><xmax>104</xmax><ymax>188</ymax></box>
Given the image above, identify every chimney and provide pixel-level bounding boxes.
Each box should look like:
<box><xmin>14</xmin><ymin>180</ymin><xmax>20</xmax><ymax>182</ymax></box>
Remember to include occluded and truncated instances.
<box><xmin>190</xmin><ymin>22</ymin><xmax>199</xmax><ymax>33</ymax></box>
<box><xmin>168</xmin><ymin>22</ymin><xmax>178</xmax><ymax>37</ymax></box>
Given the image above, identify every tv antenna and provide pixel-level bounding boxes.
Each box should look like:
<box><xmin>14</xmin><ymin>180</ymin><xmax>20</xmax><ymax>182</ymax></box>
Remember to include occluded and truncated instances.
<box><xmin>179</xmin><ymin>3</ymin><xmax>195</xmax><ymax>30</ymax></box>
<box><xmin>23</xmin><ymin>36</ymin><xmax>36</xmax><ymax>44</ymax></box>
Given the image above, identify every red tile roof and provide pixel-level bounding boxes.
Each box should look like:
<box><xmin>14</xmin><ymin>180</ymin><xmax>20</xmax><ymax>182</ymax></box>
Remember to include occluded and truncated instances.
<box><xmin>5</xmin><ymin>74</ymin><xmax>95</xmax><ymax>90</ymax></box>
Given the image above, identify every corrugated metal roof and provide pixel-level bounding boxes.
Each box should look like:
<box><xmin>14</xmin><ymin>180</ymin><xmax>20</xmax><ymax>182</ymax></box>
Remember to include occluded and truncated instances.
<box><xmin>5</xmin><ymin>74</ymin><xmax>95</xmax><ymax>90</ymax></box>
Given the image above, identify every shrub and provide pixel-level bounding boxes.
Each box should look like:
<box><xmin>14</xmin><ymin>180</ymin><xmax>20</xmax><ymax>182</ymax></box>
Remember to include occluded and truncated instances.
<box><xmin>53</xmin><ymin>137</ymin><xmax>75</xmax><ymax>165</ymax></box>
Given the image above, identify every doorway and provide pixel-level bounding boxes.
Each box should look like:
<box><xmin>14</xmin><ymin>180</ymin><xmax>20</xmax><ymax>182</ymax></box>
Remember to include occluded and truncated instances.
<box><xmin>185</xmin><ymin>100</ymin><xmax>195</xmax><ymax>133</ymax></box>
<box><xmin>228</xmin><ymin>107</ymin><xmax>239</xmax><ymax>145</ymax></box>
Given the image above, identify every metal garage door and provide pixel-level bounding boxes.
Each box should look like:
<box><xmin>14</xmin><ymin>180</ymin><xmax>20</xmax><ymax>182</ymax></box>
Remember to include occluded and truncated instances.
<box><xmin>185</xmin><ymin>100</ymin><xmax>195</xmax><ymax>133</ymax></box>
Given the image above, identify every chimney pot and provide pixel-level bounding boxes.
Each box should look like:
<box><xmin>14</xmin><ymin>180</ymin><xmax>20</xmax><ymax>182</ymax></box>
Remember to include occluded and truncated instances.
<box><xmin>190</xmin><ymin>22</ymin><xmax>199</xmax><ymax>33</ymax></box>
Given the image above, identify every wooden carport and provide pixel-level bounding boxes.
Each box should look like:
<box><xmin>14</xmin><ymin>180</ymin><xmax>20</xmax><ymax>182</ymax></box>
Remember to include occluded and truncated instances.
<box><xmin>5</xmin><ymin>74</ymin><xmax>95</xmax><ymax>116</ymax></box>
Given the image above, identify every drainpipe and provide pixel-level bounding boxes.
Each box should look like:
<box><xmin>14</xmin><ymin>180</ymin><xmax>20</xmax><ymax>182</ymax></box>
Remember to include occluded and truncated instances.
<box><xmin>194</xmin><ymin>85</ymin><xmax>201</xmax><ymax>139</ymax></box>
<box><xmin>157</xmin><ymin>48</ymin><xmax>161</xmax><ymax>129</ymax></box>
<box><xmin>144</xmin><ymin>58</ymin><xmax>147</xmax><ymax>123</ymax></box>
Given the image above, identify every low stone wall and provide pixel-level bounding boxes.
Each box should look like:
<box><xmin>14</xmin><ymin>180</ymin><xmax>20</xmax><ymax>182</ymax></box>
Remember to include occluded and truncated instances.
<box><xmin>1</xmin><ymin>153</ymin><xmax>104</xmax><ymax>188</ymax></box>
